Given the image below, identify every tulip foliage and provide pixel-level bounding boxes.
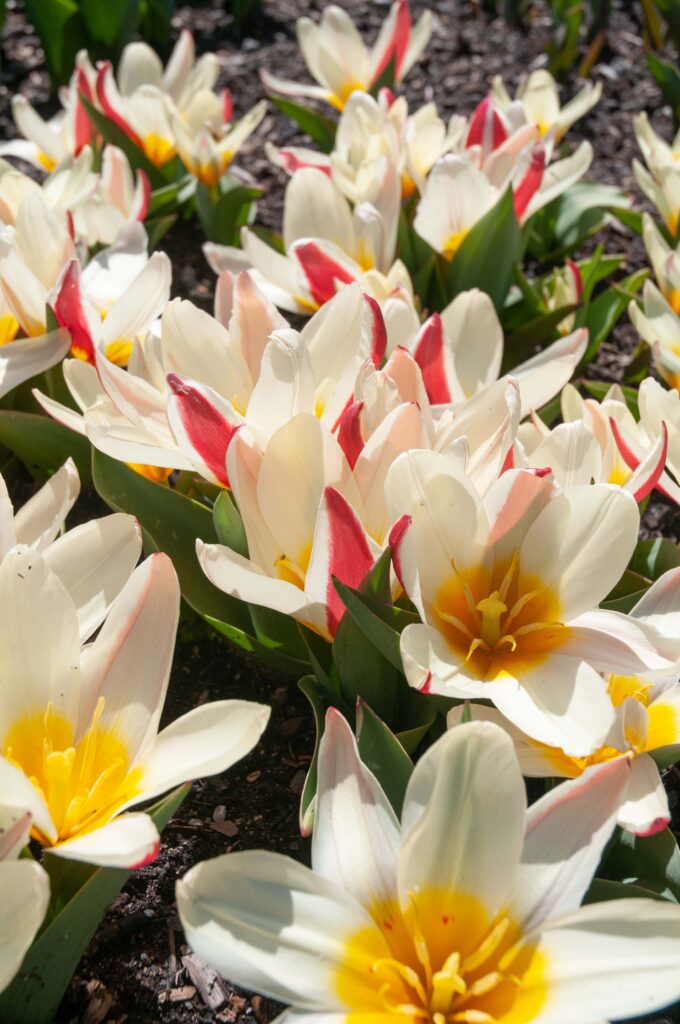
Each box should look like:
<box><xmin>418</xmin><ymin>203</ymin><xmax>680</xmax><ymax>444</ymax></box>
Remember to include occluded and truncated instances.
<box><xmin>3</xmin><ymin>1</ymin><xmax>680</xmax><ymax>1021</ymax></box>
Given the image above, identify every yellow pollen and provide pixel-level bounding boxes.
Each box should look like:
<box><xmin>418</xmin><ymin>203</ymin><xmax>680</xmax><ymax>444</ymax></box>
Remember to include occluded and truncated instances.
<box><xmin>666</xmin><ymin>288</ymin><xmax>680</xmax><ymax>316</ymax></box>
<box><xmin>127</xmin><ymin>462</ymin><xmax>173</xmax><ymax>484</ymax></box>
<box><xmin>274</xmin><ymin>542</ymin><xmax>312</xmax><ymax>589</ymax></box>
<box><xmin>337</xmin><ymin>889</ymin><xmax>547</xmax><ymax>1024</ymax></box>
<box><xmin>328</xmin><ymin>80</ymin><xmax>366</xmax><ymax>112</ymax></box>
<box><xmin>4</xmin><ymin>699</ymin><xmax>141</xmax><ymax>845</ymax></box>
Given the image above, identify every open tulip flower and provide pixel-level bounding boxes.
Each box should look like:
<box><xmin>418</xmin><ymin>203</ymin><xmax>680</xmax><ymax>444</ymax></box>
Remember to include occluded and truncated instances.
<box><xmin>261</xmin><ymin>0</ymin><xmax>432</xmax><ymax>111</ymax></box>
<box><xmin>197</xmin><ymin>413</ymin><xmax>383</xmax><ymax>640</ymax></box>
<box><xmin>641</xmin><ymin>213</ymin><xmax>680</xmax><ymax>315</ymax></box>
<box><xmin>206</xmin><ymin>165</ymin><xmax>409</xmax><ymax>322</ymax></box>
<box><xmin>515</xmin><ymin>380</ymin><xmax>675</xmax><ymax>505</ymax></box>
<box><xmin>629</xmin><ymin>280</ymin><xmax>680</xmax><ymax>389</ymax></box>
<box><xmin>491</xmin><ymin>69</ymin><xmax>601</xmax><ymax>143</ymax></box>
<box><xmin>386</xmin><ymin>454</ymin><xmax>678</xmax><ymax>753</ymax></box>
<box><xmin>0</xmin><ymin>806</ymin><xmax>50</xmax><ymax>994</ymax></box>
<box><xmin>178</xmin><ymin>712</ymin><xmax>680</xmax><ymax>1024</ymax></box>
<box><xmin>172</xmin><ymin>97</ymin><xmax>267</xmax><ymax>187</ymax></box>
<box><xmin>633</xmin><ymin>115</ymin><xmax>680</xmax><ymax>238</ymax></box>
<box><xmin>0</xmin><ymin>546</ymin><xmax>270</xmax><ymax>867</ymax></box>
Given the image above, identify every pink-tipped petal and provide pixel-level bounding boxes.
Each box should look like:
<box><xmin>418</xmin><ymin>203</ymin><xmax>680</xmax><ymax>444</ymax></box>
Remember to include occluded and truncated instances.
<box><xmin>412</xmin><ymin>313</ymin><xmax>452</xmax><ymax>404</ymax></box>
<box><xmin>336</xmin><ymin>400</ymin><xmax>365</xmax><ymax>469</ymax></box>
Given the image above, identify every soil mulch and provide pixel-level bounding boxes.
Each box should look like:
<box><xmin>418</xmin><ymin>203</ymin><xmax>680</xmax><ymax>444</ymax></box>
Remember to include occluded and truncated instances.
<box><xmin>1</xmin><ymin>0</ymin><xmax>679</xmax><ymax>1020</ymax></box>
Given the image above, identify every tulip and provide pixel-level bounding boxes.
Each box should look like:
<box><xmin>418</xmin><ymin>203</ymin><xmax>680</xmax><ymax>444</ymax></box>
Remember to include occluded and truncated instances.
<box><xmin>0</xmin><ymin>807</ymin><xmax>49</xmax><ymax>994</ymax></box>
<box><xmin>386</xmin><ymin>455</ymin><xmax>677</xmax><ymax>753</ymax></box>
<box><xmin>197</xmin><ymin>414</ymin><xmax>380</xmax><ymax>639</ymax></box>
<box><xmin>515</xmin><ymin>381</ymin><xmax>673</xmax><ymax>505</ymax></box>
<box><xmin>178</xmin><ymin>713</ymin><xmax>680</xmax><ymax>1024</ymax></box>
<box><xmin>261</xmin><ymin>0</ymin><xmax>432</xmax><ymax>111</ymax></box>
<box><xmin>0</xmin><ymin>547</ymin><xmax>269</xmax><ymax>866</ymax></box>
<box><xmin>450</xmin><ymin>567</ymin><xmax>680</xmax><ymax>836</ymax></box>
<box><xmin>642</xmin><ymin>213</ymin><xmax>680</xmax><ymax>313</ymax></box>
<box><xmin>633</xmin><ymin>119</ymin><xmax>680</xmax><ymax>238</ymax></box>
<box><xmin>629</xmin><ymin>280</ymin><xmax>680</xmax><ymax>389</ymax></box>
<box><xmin>173</xmin><ymin>99</ymin><xmax>267</xmax><ymax>187</ymax></box>
<box><xmin>492</xmin><ymin>69</ymin><xmax>601</xmax><ymax>142</ymax></box>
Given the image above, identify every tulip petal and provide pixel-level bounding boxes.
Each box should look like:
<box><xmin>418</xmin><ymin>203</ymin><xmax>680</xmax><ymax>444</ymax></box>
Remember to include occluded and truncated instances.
<box><xmin>617</xmin><ymin>753</ymin><xmax>669</xmax><ymax>837</ymax></box>
<box><xmin>54</xmin><ymin>812</ymin><xmax>160</xmax><ymax>869</ymax></box>
<box><xmin>13</xmin><ymin>457</ymin><xmax>80</xmax><ymax>552</ymax></box>
<box><xmin>0</xmin><ymin>860</ymin><xmax>50</xmax><ymax>993</ymax></box>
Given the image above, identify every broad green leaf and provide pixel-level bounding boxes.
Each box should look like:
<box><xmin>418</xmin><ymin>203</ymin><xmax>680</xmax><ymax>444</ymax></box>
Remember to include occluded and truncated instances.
<box><xmin>25</xmin><ymin>0</ymin><xmax>82</xmax><ymax>86</ymax></box>
<box><xmin>297</xmin><ymin>675</ymin><xmax>337</xmax><ymax>834</ymax></box>
<box><xmin>248</xmin><ymin>603</ymin><xmax>310</xmax><ymax>662</ymax></box>
<box><xmin>601</xmin><ymin>569</ymin><xmax>650</xmax><ymax>613</ymax></box>
<box><xmin>630</xmin><ymin>537</ymin><xmax>680</xmax><ymax>581</ymax></box>
<box><xmin>332</xmin><ymin>578</ymin><xmax>411</xmax><ymax>672</ymax></box>
<box><xmin>332</xmin><ymin>599</ymin><xmax>401</xmax><ymax>724</ymax></box>
<box><xmin>147</xmin><ymin>176</ymin><xmax>195</xmax><ymax>218</ymax></box>
<box><xmin>577</xmin><ymin>269</ymin><xmax>648</xmax><ymax>370</ymax></box>
<box><xmin>195</xmin><ymin>180</ymin><xmax>261</xmax><ymax>245</ymax></box>
<box><xmin>394</xmin><ymin>688</ymin><xmax>438</xmax><ymax>755</ymax></box>
<box><xmin>206</xmin><ymin>615</ymin><xmax>311</xmax><ymax>677</ymax></box>
<box><xmin>92</xmin><ymin>450</ymin><xmax>251</xmax><ymax>630</ymax></box>
<box><xmin>79</xmin><ymin>0</ymin><xmax>137</xmax><ymax>44</ymax></box>
<box><xmin>527</xmin><ymin>181</ymin><xmax>632</xmax><ymax>263</ymax></box>
<box><xmin>584</xmin><ymin>877</ymin><xmax>668</xmax><ymax>904</ymax></box>
<box><xmin>445</xmin><ymin>187</ymin><xmax>522</xmax><ymax>311</ymax></box>
<box><xmin>647</xmin><ymin>52</ymin><xmax>680</xmax><ymax>123</ymax></box>
<box><xmin>503</xmin><ymin>304</ymin><xmax>577</xmax><ymax>370</ymax></box>
<box><xmin>0</xmin><ymin>785</ymin><xmax>188</xmax><ymax>1024</ymax></box>
<box><xmin>213</xmin><ymin>489</ymin><xmax>248</xmax><ymax>557</ymax></box>
<box><xmin>601</xmin><ymin>827</ymin><xmax>680</xmax><ymax>903</ymax></box>
<box><xmin>356</xmin><ymin>700</ymin><xmax>413</xmax><ymax>817</ymax></box>
<box><xmin>270</xmin><ymin>97</ymin><xmax>337</xmax><ymax>153</ymax></box>
<box><xmin>0</xmin><ymin>410</ymin><xmax>91</xmax><ymax>484</ymax></box>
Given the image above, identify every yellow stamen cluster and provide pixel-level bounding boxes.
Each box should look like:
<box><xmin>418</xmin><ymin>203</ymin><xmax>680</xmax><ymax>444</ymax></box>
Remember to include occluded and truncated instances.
<box><xmin>4</xmin><ymin>699</ymin><xmax>140</xmax><ymax>845</ymax></box>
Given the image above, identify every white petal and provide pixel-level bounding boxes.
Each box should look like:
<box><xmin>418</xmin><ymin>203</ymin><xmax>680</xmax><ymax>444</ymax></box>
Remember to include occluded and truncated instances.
<box><xmin>13</xmin><ymin>458</ymin><xmax>79</xmax><ymax>551</ymax></box>
<box><xmin>617</xmin><ymin>753</ymin><xmax>669</xmax><ymax>836</ymax></box>
<box><xmin>53</xmin><ymin>812</ymin><xmax>160</xmax><ymax>868</ymax></box>
<box><xmin>0</xmin><ymin>860</ymin><xmax>50</xmax><ymax>993</ymax></box>
<box><xmin>312</xmin><ymin>709</ymin><xmax>400</xmax><ymax>910</ymax></box>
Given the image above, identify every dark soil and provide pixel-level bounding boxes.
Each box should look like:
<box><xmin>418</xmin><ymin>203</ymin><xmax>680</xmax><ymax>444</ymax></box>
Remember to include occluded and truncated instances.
<box><xmin>1</xmin><ymin>0</ymin><xmax>680</xmax><ymax>1021</ymax></box>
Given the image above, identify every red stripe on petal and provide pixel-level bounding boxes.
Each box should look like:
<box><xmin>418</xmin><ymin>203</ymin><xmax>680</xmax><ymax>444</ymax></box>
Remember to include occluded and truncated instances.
<box><xmin>54</xmin><ymin>260</ymin><xmax>95</xmax><ymax>363</ymax></box>
<box><xmin>466</xmin><ymin>96</ymin><xmax>507</xmax><ymax>154</ymax></box>
<box><xmin>134</xmin><ymin>169</ymin><xmax>151</xmax><ymax>221</ymax></box>
<box><xmin>513</xmin><ymin>144</ymin><xmax>545</xmax><ymax>222</ymax></box>
<box><xmin>277</xmin><ymin>149</ymin><xmax>332</xmax><ymax>176</ymax></box>
<box><xmin>363</xmin><ymin>294</ymin><xmax>387</xmax><ymax>368</ymax></box>
<box><xmin>372</xmin><ymin>0</ymin><xmax>412</xmax><ymax>84</ymax></box>
<box><xmin>132</xmin><ymin>838</ymin><xmax>160</xmax><ymax>869</ymax></box>
<box><xmin>566</xmin><ymin>259</ymin><xmax>583</xmax><ymax>302</ymax></box>
<box><xmin>388</xmin><ymin>512</ymin><xmax>411</xmax><ymax>592</ymax></box>
<box><xmin>222</xmin><ymin>88</ymin><xmax>234</xmax><ymax>125</ymax></box>
<box><xmin>167</xmin><ymin>374</ymin><xmax>238</xmax><ymax>487</ymax></box>
<box><xmin>292</xmin><ymin>242</ymin><xmax>357</xmax><ymax>307</ymax></box>
<box><xmin>74</xmin><ymin>68</ymin><xmax>93</xmax><ymax>155</ymax></box>
<box><xmin>608</xmin><ymin>416</ymin><xmax>640</xmax><ymax>472</ymax></box>
<box><xmin>412</xmin><ymin>313</ymin><xmax>451</xmax><ymax>404</ymax></box>
<box><xmin>95</xmin><ymin>64</ymin><xmax>143</xmax><ymax>148</ymax></box>
<box><xmin>323</xmin><ymin>487</ymin><xmax>375</xmax><ymax>636</ymax></box>
<box><xmin>635</xmin><ymin>815</ymin><xmax>670</xmax><ymax>838</ymax></box>
<box><xmin>630</xmin><ymin>422</ymin><xmax>668</xmax><ymax>503</ymax></box>
<box><xmin>337</xmin><ymin>400</ymin><xmax>365</xmax><ymax>469</ymax></box>
<box><xmin>418</xmin><ymin>671</ymin><xmax>432</xmax><ymax>694</ymax></box>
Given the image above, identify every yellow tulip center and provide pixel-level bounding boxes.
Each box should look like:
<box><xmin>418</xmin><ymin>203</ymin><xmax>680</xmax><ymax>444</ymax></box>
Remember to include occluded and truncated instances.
<box><xmin>329</xmin><ymin>80</ymin><xmax>366</xmax><ymax>112</ymax></box>
<box><xmin>434</xmin><ymin>555</ymin><xmax>565</xmax><ymax>679</ymax></box>
<box><xmin>338</xmin><ymin>890</ymin><xmax>546</xmax><ymax>1024</ymax></box>
<box><xmin>275</xmin><ymin>541</ymin><xmax>312</xmax><ymax>589</ymax></box>
<box><xmin>3</xmin><ymin>700</ymin><xmax>141</xmax><ymax>845</ymax></box>
<box><xmin>0</xmin><ymin>313</ymin><xmax>19</xmax><ymax>345</ymax></box>
<box><xmin>143</xmin><ymin>133</ymin><xmax>177</xmax><ymax>167</ymax></box>
<box><xmin>441</xmin><ymin>230</ymin><xmax>468</xmax><ymax>262</ymax></box>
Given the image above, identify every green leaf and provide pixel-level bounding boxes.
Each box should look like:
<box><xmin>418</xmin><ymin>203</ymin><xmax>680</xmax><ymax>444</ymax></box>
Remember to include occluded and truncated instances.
<box><xmin>332</xmin><ymin>598</ymin><xmax>401</xmax><ymax>724</ymax></box>
<box><xmin>445</xmin><ymin>188</ymin><xmax>521</xmax><ymax>311</ymax></box>
<box><xmin>332</xmin><ymin>578</ymin><xmax>411</xmax><ymax>673</ymax></box>
<box><xmin>92</xmin><ymin>450</ymin><xmax>251</xmax><ymax>629</ymax></box>
<box><xmin>577</xmin><ymin>269</ymin><xmax>648</xmax><ymax>370</ymax></box>
<box><xmin>601</xmin><ymin>827</ymin><xmax>680</xmax><ymax>903</ymax></box>
<box><xmin>0</xmin><ymin>410</ymin><xmax>91</xmax><ymax>484</ymax></box>
<box><xmin>206</xmin><ymin>615</ymin><xmax>311</xmax><ymax>677</ymax></box>
<box><xmin>195</xmin><ymin>179</ymin><xmax>262</xmax><ymax>245</ymax></box>
<box><xmin>147</xmin><ymin>176</ymin><xmax>195</xmax><ymax>218</ymax></box>
<box><xmin>25</xmin><ymin>0</ymin><xmax>83</xmax><ymax>86</ymax></box>
<box><xmin>503</xmin><ymin>304</ymin><xmax>578</xmax><ymax>370</ymax></box>
<box><xmin>0</xmin><ymin>785</ymin><xmax>188</xmax><ymax>1024</ymax></box>
<box><xmin>270</xmin><ymin>97</ymin><xmax>337</xmax><ymax>153</ymax></box>
<box><xmin>526</xmin><ymin>181</ymin><xmax>632</xmax><ymax>264</ymax></box>
<box><xmin>394</xmin><ymin>689</ymin><xmax>438</xmax><ymax>755</ymax></box>
<box><xmin>297</xmin><ymin>675</ymin><xmax>335</xmax><ymax>834</ymax></box>
<box><xmin>213</xmin><ymin>489</ymin><xmax>248</xmax><ymax>557</ymax></box>
<box><xmin>630</xmin><ymin>537</ymin><xmax>680</xmax><ymax>581</ymax></box>
<box><xmin>601</xmin><ymin>569</ymin><xmax>650</xmax><ymax>613</ymax></box>
<box><xmin>79</xmin><ymin>0</ymin><xmax>137</xmax><ymax>45</ymax></box>
<box><xmin>647</xmin><ymin>52</ymin><xmax>680</xmax><ymax>122</ymax></box>
<box><xmin>356</xmin><ymin>700</ymin><xmax>413</xmax><ymax>817</ymax></box>
<box><xmin>584</xmin><ymin>877</ymin><xmax>669</xmax><ymax>904</ymax></box>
